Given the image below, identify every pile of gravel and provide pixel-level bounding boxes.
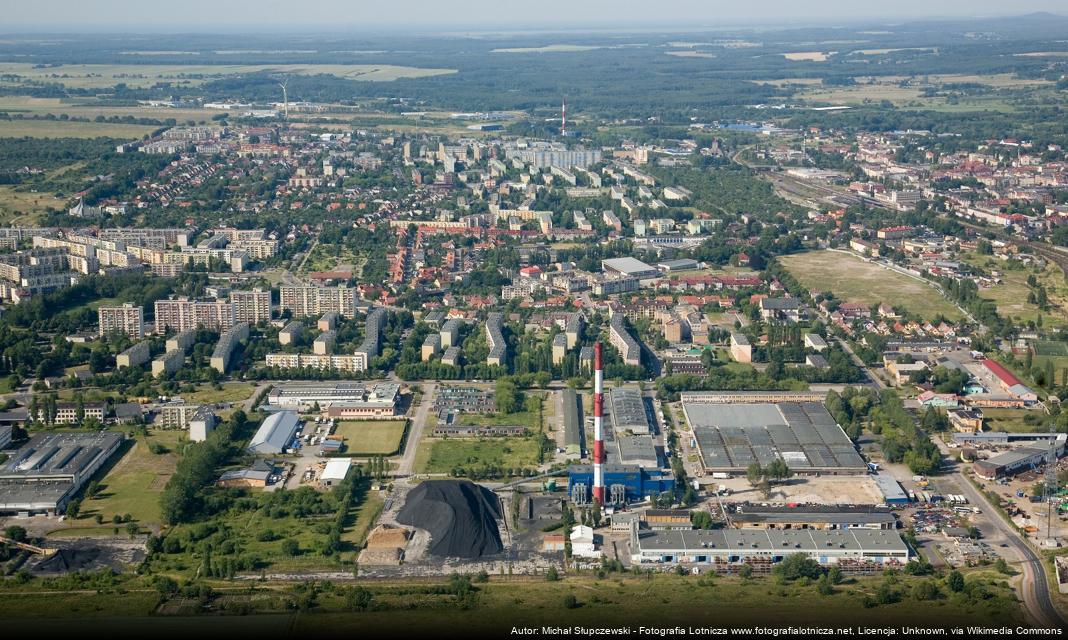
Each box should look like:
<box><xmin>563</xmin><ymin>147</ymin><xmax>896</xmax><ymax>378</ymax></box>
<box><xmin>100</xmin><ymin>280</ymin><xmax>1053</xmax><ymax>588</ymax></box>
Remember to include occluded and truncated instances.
<box><xmin>396</xmin><ymin>480</ymin><xmax>503</xmax><ymax>558</ymax></box>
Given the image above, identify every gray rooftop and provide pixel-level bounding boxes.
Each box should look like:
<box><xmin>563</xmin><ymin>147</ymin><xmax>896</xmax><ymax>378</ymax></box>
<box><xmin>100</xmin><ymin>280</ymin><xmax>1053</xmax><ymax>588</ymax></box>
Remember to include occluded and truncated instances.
<box><xmin>685</xmin><ymin>402</ymin><xmax>865</xmax><ymax>472</ymax></box>
<box><xmin>248</xmin><ymin>411</ymin><xmax>300</xmax><ymax>454</ymax></box>
<box><xmin>634</xmin><ymin>527</ymin><xmax>907</xmax><ymax>555</ymax></box>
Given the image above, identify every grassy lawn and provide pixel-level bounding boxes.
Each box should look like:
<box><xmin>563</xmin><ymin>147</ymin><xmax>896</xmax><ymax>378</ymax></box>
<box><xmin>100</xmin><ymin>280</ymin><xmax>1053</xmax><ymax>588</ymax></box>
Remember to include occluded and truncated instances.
<box><xmin>341</xmin><ymin>490</ymin><xmax>384</xmax><ymax>549</ymax></box>
<box><xmin>455</xmin><ymin>406</ymin><xmax>544</xmax><ymax>431</ymax></box>
<box><xmin>0</xmin><ymin>570</ymin><xmax>1024</xmax><ymax>629</ymax></box>
<box><xmin>419</xmin><ymin>436</ymin><xmax>543</xmax><ymax>474</ymax></box>
<box><xmin>332</xmin><ymin>420</ymin><xmax>407</xmax><ymax>455</ymax></box>
<box><xmin>0</xmin><ymin>119</ymin><xmax>158</xmax><ymax>139</ymax></box>
<box><xmin>780</xmin><ymin>250</ymin><xmax>963</xmax><ymax>321</ymax></box>
<box><xmin>75</xmin><ymin>429</ymin><xmax>187</xmax><ymax>526</ymax></box>
<box><xmin>982</xmin><ymin>408</ymin><xmax>1048</xmax><ymax>434</ymax></box>
<box><xmin>299</xmin><ymin>243</ymin><xmax>363</xmax><ymax>275</ymax></box>
<box><xmin>179</xmin><ymin>382</ymin><xmax>260</xmax><ymax>405</ymax></box>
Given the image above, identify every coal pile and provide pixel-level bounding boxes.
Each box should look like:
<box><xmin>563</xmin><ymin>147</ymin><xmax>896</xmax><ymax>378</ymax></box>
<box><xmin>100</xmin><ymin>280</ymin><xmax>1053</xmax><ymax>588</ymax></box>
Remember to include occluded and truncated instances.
<box><xmin>33</xmin><ymin>547</ymin><xmax>102</xmax><ymax>573</ymax></box>
<box><xmin>397</xmin><ymin>480</ymin><xmax>503</xmax><ymax>558</ymax></box>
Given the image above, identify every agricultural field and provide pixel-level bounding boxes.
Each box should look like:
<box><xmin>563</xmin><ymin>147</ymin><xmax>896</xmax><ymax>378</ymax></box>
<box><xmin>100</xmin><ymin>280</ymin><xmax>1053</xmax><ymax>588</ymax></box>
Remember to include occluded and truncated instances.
<box><xmin>417</xmin><ymin>436</ymin><xmax>544</xmax><ymax>475</ymax></box>
<box><xmin>0</xmin><ymin>119</ymin><xmax>158</xmax><ymax>139</ymax></box>
<box><xmin>332</xmin><ymin>420</ymin><xmax>407</xmax><ymax>455</ymax></box>
<box><xmin>0</xmin><ymin>96</ymin><xmax>219</xmax><ymax>123</ymax></box>
<box><xmin>0</xmin><ymin>63</ymin><xmax>456</xmax><ymax>89</ymax></box>
<box><xmin>61</xmin><ymin>429</ymin><xmax>187</xmax><ymax>530</ymax></box>
<box><xmin>779</xmin><ymin>250</ymin><xmax>963</xmax><ymax>321</ymax></box>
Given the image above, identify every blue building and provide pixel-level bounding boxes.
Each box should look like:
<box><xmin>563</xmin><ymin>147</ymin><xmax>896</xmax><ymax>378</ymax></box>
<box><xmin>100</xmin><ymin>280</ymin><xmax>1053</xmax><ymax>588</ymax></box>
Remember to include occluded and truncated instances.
<box><xmin>568</xmin><ymin>464</ymin><xmax>675</xmax><ymax>504</ymax></box>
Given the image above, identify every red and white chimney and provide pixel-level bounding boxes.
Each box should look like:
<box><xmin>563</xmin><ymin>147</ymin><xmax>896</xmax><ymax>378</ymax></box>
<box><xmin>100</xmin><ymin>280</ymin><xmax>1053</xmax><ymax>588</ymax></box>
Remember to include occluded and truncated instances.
<box><xmin>592</xmin><ymin>342</ymin><xmax>605</xmax><ymax>504</ymax></box>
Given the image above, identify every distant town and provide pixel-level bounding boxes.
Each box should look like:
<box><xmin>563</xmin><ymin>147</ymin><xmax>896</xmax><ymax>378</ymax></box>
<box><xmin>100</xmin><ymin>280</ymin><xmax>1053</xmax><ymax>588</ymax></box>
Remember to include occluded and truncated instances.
<box><xmin>0</xmin><ymin>10</ymin><xmax>1067</xmax><ymax>637</ymax></box>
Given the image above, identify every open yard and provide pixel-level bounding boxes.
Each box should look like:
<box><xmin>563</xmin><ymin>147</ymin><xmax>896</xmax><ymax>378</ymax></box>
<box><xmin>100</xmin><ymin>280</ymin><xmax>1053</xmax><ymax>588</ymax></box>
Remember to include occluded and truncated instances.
<box><xmin>961</xmin><ymin>252</ymin><xmax>1068</xmax><ymax>328</ymax></box>
<box><xmin>0</xmin><ymin>185</ymin><xmax>62</xmax><ymax>224</ymax></box>
<box><xmin>416</xmin><ymin>436</ymin><xmax>544</xmax><ymax>475</ymax></box>
<box><xmin>780</xmin><ymin>250</ymin><xmax>963</xmax><ymax>321</ymax></box>
<box><xmin>332</xmin><ymin>420</ymin><xmax>407</xmax><ymax>455</ymax></box>
<box><xmin>67</xmin><ymin>429</ymin><xmax>186</xmax><ymax>529</ymax></box>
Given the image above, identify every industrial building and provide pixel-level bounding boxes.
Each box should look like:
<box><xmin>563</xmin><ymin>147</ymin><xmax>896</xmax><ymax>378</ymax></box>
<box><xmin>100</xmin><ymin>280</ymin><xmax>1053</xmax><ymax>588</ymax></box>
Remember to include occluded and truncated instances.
<box><xmin>615</xmin><ymin>434</ymin><xmax>659</xmax><ymax>468</ymax></box>
<box><xmin>267</xmin><ymin>381</ymin><xmax>399</xmax><ymax>417</ymax></box>
<box><xmin>608</xmin><ymin>387</ymin><xmax>651</xmax><ymax>434</ymax></box>
<box><xmin>247</xmin><ymin>411</ymin><xmax>301</xmax><ymax>455</ymax></box>
<box><xmin>730</xmin><ymin>505</ymin><xmax>897</xmax><ymax>530</ymax></box>
<box><xmin>601</xmin><ymin>257</ymin><xmax>659</xmax><ymax>280</ymax></box>
<box><xmin>0</xmin><ymin>432</ymin><xmax>125</xmax><ymax>514</ymax></box>
<box><xmin>568</xmin><ymin>463</ymin><xmax>675</xmax><ymax>505</ymax></box>
<box><xmin>629</xmin><ymin>526</ymin><xmax>909</xmax><ymax>568</ymax></box>
<box><xmin>873</xmin><ymin>473</ymin><xmax>910</xmax><ymax>506</ymax></box>
<box><xmin>562</xmin><ymin>388</ymin><xmax>584</xmax><ymax>457</ymax></box>
<box><xmin>683</xmin><ymin>398</ymin><xmax>867</xmax><ymax>475</ymax></box>
<box><xmin>973</xmin><ymin>434</ymin><xmax>1066</xmax><ymax>480</ymax></box>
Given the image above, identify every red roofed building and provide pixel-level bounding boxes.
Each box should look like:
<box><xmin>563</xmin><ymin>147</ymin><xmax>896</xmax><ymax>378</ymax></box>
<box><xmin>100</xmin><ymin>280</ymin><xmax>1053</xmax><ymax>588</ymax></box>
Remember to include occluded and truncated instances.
<box><xmin>982</xmin><ymin>360</ymin><xmax>1038</xmax><ymax>403</ymax></box>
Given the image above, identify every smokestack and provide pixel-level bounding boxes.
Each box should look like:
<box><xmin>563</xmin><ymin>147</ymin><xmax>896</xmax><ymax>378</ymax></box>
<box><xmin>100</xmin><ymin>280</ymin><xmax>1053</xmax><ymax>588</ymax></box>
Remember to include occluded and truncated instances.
<box><xmin>593</xmin><ymin>342</ymin><xmax>605</xmax><ymax>504</ymax></box>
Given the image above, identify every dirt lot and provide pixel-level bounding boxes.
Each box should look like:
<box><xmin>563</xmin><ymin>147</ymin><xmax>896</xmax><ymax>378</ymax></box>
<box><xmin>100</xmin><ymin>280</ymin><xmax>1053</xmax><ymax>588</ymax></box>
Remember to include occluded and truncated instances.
<box><xmin>703</xmin><ymin>474</ymin><xmax>883</xmax><ymax>504</ymax></box>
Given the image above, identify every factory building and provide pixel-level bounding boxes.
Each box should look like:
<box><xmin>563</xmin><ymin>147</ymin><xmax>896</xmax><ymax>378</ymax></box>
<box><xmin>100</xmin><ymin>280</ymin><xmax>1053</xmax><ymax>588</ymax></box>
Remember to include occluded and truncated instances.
<box><xmin>247</xmin><ymin>411</ymin><xmax>301</xmax><ymax>455</ymax></box>
<box><xmin>267</xmin><ymin>381</ymin><xmax>400</xmax><ymax>417</ymax></box>
<box><xmin>973</xmin><ymin>434</ymin><xmax>1066</xmax><ymax>480</ymax></box>
<box><xmin>609</xmin><ymin>387</ymin><xmax>651</xmax><ymax>435</ymax></box>
<box><xmin>601</xmin><ymin>257</ymin><xmax>659</xmax><ymax>280</ymax></box>
<box><xmin>0</xmin><ymin>432</ymin><xmax>125</xmax><ymax>514</ymax></box>
<box><xmin>629</xmin><ymin>526</ymin><xmax>909</xmax><ymax>568</ymax></box>
<box><xmin>730</xmin><ymin>505</ymin><xmax>897</xmax><ymax>531</ymax></box>
<box><xmin>562</xmin><ymin>387</ymin><xmax>584</xmax><ymax>458</ymax></box>
<box><xmin>568</xmin><ymin>463</ymin><xmax>675</xmax><ymax>505</ymax></box>
<box><xmin>682</xmin><ymin>396</ymin><xmax>867</xmax><ymax>475</ymax></box>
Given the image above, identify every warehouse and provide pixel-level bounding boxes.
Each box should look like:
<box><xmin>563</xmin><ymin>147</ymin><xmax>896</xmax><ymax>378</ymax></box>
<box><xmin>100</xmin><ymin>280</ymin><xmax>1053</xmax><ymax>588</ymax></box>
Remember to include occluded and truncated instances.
<box><xmin>630</xmin><ymin>526</ymin><xmax>909</xmax><ymax>568</ymax></box>
<box><xmin>616</xmin><ymin>434</ymin><xmax>659</xmax><ymax>468</ymax></box>
<box><xmin>267</xmin><ymin>381</ymin><xmax>399</xmax><ymax>416</ymax></box>
<box><xmin>873</xmin><ymin>473</ymin><xmax>910</xmax><ymax>506</ymax></box>
<box><xmin>247</xmin><ymin>411</ymin><xmax>301</xmax><ymax>455</ymax></box>
<box><xmin>0</xmin><ymin>432</ymin><xmax>124</xmax><ymax>514</ymax></box>
<box><xmin>609</xmin><ymin>387</ymin><xmax>652</xmax><ymax>435</ymax></box>
<box><xmin>562</xmin><ymin>388</ymin><xmax>584</xmax><ymax>457</ymax></box>
<box><xmin>973</xmin><ymin>437</ymin><xmax>1066</xmax><ymax>480</ymax></box>
<box><xmin>683</xmin><ymin>399</ymin><xmax>867</xmax><ymax>475</ymax></box>
<box><xmin>601</xmin><ymin>257</ymin><xmax>659</xmax><ymax>280</ymax></box>
<box><xmin>320</xmin><ymin>458</ymin><xmax>352</xmax><ymax>487</ymax></box>
<box><xmin>568</xmin><ymin>463</ymin><xmax>675</xmax><ymax>505</ymax></box>
<box><xmin>730</xmin><ymin>505</ymin><xmax>897</xmax><ymax>531</ymax></box>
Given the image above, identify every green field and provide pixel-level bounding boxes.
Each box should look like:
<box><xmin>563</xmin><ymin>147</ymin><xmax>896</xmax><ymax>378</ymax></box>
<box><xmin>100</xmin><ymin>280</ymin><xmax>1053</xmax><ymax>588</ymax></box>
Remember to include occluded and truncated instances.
<box><xmin>0</xmin><ymin>119</ymin><xmax>158</xmax><ymax>139</ymax></box>
<box><xmin>982</xmin><ymin>408</ymin><xmax>1048</xmax><ymax>434</ymax></box>
<box><xmin>418</xmin><ymin>436</ymin><xmax>544</xmax><ymax>474</ymax></box>
<box><xmin>960</xmin><ymin>253</ymin><xmax>1068</xmax><ymax>327</ymax></box>
<box><xmin>780</xmin><ymin>250</ymin><xmax>963</xmax><ymax>321</ymax></box>
<box><xmin>455</xmin><ymin>405</ymin><xmax>545</xmax><ymax>430</ymax></box>
<box><xmin>332</xmin><ymin>420</ymin><xmax>407</xmax><ymax>455</ymax></box>
<box><xmin>71</xmin><ymin>429</ymin><xmax>187</xmax><ymax>527</ymax></box>
<box><xmin>0</xmin><ymin>571</ymin><xmax>1025</xmax><ymax>630</ymax></box>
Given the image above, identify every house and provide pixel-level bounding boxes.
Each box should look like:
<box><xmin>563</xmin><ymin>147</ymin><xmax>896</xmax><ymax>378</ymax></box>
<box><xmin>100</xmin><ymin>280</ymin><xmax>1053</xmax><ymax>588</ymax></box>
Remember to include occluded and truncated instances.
<box><xmin>917</xmin><ymin>391</ymin><xmax>959</xmax><ymax>408</ymax></box>
<box><xmin>947</xmin><ymin>408</ymin><xmax>984</xmax><ymax>433</ymax></box>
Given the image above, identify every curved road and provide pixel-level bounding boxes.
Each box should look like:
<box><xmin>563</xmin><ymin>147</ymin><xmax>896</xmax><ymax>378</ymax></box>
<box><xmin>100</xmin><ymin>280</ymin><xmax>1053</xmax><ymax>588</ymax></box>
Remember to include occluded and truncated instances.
<box><xmin>952</xmin><ymin>472</ymin><xmax>1065</xmax><ymax>629</ymax></box>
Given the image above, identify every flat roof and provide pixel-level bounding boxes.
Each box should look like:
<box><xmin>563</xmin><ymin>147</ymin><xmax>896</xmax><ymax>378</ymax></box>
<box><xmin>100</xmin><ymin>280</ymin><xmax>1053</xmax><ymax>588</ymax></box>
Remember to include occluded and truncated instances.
<box><xmin>609</xmin><ymin>387</ymin><xmax>651</xmax><ymax>434</ymax></box>
<box><xmin>602</xmin><ymin>256</ymin><xmax>657</xmax><ymax>276</ymax></box>
<box><xmin>321</xmin><ymin>457</ymin><xmax>353</xmax><ymax>481</ymax></box>
<box><xmin>634</xmin><ymin>527</ymin><xmax>908</xmax><ymax>555</ymax></box>
<box><xmin>685</xmin><ymin>401</ymin><xmax>866</xmax><ymax>472</ymax></box>
<box><xmin>0</xmin><ymin>432</ymin><xmax>124</xmax><ymax>481</ymax></box>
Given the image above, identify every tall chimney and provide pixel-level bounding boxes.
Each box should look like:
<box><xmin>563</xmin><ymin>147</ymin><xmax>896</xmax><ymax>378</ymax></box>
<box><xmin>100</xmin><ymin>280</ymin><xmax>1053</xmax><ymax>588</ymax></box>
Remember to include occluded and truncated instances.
<box><xmin>593</xmin><ymin>342</ymin><xmax>605</xmax><ymax>504</ymax></box>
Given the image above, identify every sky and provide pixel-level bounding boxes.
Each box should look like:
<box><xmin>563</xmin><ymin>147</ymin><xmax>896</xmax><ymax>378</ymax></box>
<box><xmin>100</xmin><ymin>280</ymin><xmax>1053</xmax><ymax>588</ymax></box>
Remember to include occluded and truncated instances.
<box><xmin>4</xmin><ymin>0</ymin><xmax>1067</xmax><ymax>32</ymax></box>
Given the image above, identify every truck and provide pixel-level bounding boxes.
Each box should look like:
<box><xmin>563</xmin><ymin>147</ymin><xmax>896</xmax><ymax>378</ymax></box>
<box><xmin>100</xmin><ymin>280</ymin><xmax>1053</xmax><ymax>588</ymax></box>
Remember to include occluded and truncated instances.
<box><xmin>712</xmin><ymin>472</ymin><xmax>730</xmax><ymax>480</ymax></box>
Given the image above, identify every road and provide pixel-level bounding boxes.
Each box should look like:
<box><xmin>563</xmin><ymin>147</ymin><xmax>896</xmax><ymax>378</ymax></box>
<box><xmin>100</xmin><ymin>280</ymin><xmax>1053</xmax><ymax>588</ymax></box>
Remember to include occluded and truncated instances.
<box><xmin>395</xmin><ymin>381</ymin><xmax>436</xmax><ymax>477</ymax></box>
<box><xmin>949</xmin><ymin>469</ymin><xmax>1065</xmax><ymax>629</ymax></box>
<box><xmin>835</xmin><ymin>337</ymin><xmax>886</xmax><ymax>390</ymax></box>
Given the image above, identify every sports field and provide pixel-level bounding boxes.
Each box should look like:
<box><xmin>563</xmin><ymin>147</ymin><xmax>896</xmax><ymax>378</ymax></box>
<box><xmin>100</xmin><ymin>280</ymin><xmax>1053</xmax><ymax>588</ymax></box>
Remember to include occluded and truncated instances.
<box><xmin>779</xmin><ymin>250</ymin><xmax>963</xmax><ymax>321</ymax></box>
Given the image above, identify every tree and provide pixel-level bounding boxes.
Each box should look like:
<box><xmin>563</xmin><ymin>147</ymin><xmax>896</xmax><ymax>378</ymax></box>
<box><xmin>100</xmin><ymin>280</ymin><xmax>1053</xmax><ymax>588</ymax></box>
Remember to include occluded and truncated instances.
<box><xmin>746</xmin><ymin>461</ymin><xmax>764</xmax><ymax>489</ymax></box>
<box><xmin>281</xmin><ymin>538</ymin><xmax>300</xmax><ymax>556</ymax></box>
<box><xmin>546</xmin><ymin>565</ymin><xmax>560</xmax><ymax>582</ymax></box>
<box><xmin>946</xmin><ymin>570</ymin><xmax>965</xmax><ymax>593</ymax></box>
